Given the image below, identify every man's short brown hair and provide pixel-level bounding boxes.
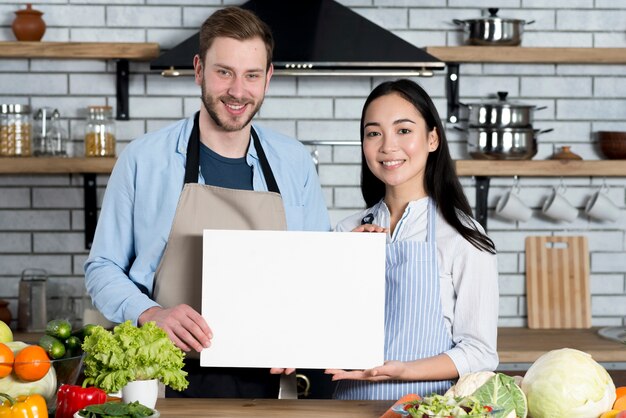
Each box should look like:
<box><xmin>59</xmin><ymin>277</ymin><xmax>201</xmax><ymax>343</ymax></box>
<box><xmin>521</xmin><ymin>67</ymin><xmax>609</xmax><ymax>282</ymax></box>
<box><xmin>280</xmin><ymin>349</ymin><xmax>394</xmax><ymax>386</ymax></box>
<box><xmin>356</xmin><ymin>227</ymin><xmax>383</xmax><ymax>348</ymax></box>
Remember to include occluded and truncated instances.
<box><xmin>198</xmin><ymin>7</ymin><xmax>274</xmax><ymax>71</ymax></box>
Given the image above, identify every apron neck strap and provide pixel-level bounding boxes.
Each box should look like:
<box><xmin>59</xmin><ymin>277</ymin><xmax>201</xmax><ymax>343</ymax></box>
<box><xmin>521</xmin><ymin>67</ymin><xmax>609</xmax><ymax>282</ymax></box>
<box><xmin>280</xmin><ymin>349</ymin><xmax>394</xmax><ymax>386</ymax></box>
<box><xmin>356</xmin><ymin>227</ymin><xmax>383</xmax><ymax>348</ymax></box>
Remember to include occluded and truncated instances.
<box><xmin>184</xmin><ymin>112</ymin><xmax>281</xmax><ymax>195</ymax></box>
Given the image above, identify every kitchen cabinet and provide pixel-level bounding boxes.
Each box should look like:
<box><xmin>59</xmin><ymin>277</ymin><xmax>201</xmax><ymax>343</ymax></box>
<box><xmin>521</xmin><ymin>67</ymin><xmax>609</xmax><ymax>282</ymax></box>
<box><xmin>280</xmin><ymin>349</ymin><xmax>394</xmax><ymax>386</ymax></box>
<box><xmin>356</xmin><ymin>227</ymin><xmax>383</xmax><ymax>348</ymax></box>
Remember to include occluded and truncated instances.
<box><xmin>0</xmin><ymin>41</ymin><xmax>160</xmax><ymax>120</ymax></box>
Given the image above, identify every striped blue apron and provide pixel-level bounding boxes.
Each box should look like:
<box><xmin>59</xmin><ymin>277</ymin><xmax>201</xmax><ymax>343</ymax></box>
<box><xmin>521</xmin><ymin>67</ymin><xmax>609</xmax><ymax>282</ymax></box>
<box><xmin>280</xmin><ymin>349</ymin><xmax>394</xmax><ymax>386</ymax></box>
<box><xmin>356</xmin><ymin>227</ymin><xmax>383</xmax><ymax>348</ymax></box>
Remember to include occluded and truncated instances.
<box><xmin>335</xmin><ymin>199</ymin><xmax>454</xmax><ymax>400</ymax></box>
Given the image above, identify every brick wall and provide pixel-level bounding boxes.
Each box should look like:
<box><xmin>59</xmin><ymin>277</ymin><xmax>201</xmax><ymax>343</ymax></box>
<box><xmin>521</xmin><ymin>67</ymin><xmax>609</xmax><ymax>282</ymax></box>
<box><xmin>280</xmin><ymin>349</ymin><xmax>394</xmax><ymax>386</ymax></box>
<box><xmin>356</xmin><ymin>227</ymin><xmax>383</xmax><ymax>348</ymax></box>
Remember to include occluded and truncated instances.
<box><xmin>0</xmin><ymin>0</ymin><xmax>624</xmax><ymax>329</ymax></box>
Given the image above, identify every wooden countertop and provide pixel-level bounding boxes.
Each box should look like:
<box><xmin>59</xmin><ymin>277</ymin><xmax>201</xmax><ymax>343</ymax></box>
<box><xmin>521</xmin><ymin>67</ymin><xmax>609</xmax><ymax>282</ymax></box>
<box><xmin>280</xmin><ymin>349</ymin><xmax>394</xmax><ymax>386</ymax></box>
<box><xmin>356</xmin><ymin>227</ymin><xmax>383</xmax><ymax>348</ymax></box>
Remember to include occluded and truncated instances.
<box><xmin>497</xmin><ymin>327</ymin><xmax>626</xmax><ymax>363</ymax></box>
<box><xmin>14</xmin><ymin>327</ymin><xmax>626</xmax><ymax>364</ymax></box>
<box><xmin>153</xmin><ymin>399</ymin><xmax>390</xmax><ymax>418</ymax></box>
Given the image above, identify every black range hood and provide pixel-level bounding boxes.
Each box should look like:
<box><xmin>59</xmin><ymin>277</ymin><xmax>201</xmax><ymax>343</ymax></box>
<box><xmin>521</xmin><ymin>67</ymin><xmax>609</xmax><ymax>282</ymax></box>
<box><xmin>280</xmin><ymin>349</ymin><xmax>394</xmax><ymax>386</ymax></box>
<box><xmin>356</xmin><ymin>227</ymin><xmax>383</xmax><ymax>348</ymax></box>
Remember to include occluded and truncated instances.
<box><xmin>151</xmin><ymin>0</ymin><xmax>445</xmax><ymax>77</ymax></box>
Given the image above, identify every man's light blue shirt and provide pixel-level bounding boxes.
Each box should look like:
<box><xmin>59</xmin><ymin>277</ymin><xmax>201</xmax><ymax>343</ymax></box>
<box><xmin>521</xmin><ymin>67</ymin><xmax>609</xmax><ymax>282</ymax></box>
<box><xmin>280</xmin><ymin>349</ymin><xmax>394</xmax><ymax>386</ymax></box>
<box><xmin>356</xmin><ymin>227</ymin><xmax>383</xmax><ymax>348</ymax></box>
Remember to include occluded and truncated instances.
<box><xmin>84</xmin><ymin>116</ymin><xmax>330</xmax><ymax>324</ymax></box>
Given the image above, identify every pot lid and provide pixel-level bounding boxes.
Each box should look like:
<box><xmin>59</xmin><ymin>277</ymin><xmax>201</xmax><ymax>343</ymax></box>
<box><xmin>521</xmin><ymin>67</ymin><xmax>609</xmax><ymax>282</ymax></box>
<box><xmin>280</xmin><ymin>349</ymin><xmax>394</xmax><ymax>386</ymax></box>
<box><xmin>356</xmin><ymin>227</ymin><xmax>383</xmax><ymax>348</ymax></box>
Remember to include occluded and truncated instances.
<box><xmin>467</xmin><ymin>92</ymin><xmax>536</xmax><ymax>108</ymax></box>
<box><xmin>461</xmin><ymin>8</ymin><xmax>526</xmax><ymax>24</ymax></box>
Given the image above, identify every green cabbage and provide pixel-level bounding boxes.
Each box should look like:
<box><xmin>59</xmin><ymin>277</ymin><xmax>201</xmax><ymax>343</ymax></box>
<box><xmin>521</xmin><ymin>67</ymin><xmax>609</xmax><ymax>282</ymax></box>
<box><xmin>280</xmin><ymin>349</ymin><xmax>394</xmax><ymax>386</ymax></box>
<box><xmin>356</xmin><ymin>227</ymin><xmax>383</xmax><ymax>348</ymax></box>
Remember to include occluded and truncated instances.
<box><xmin>0</xmin><ymin>341</ymin><xmax>57</xmax><ymax>401</ymax></box>
<box><xmin>521</xmin><ymin>348</ymin><xmax>615</xmax><ymax>418</ymax></box>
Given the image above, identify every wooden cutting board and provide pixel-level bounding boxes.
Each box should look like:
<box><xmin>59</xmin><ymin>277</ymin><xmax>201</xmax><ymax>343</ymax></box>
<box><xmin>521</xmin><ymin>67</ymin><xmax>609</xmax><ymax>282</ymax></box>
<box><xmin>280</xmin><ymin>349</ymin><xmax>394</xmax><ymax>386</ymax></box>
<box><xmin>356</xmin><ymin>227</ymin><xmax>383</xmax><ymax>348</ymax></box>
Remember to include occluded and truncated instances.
<box><xmin>525</xmin><ymin>236</ymin><xmax>591</xmax><ymax>329</ymax></box>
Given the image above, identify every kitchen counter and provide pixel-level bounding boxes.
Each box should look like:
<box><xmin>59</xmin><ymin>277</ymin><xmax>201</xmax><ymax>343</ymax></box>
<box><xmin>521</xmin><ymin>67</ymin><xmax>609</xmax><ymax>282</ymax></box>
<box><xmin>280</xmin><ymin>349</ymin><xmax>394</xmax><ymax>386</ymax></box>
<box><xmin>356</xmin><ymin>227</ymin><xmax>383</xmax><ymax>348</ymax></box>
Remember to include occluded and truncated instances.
<box><xmin>154</xmin><ymin>399</ymin><xmax>390</xmax><ymax>417</ymax></box>
<box><xmin>13</xmin><ymin>327</ymin><xmax>626</xmax><ymax>364</ymax></box>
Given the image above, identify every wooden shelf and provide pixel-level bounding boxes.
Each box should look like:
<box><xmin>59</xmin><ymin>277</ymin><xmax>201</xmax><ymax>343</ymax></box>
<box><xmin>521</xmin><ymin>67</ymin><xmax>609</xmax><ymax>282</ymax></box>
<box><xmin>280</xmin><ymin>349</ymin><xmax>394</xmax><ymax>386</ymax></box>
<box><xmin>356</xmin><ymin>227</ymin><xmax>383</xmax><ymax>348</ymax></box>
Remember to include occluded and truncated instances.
<box><xmin>426</xmin><ymin>46</ymin><xmax>626</xmax><ymax>64</ymax></box>
<box><xmin>1</xmin><ymin>158</ymin><xmax>624</xmax><ymax>176</ymax></box>
<box><xmin>0</xmin><ymin>157</ymin><xmax>115</xmax><ymax>174</ymax></box>
<box><xmin>0</xmin><ymin>41</ymin><xmax>159</xmax><ymax>60</ymax></box>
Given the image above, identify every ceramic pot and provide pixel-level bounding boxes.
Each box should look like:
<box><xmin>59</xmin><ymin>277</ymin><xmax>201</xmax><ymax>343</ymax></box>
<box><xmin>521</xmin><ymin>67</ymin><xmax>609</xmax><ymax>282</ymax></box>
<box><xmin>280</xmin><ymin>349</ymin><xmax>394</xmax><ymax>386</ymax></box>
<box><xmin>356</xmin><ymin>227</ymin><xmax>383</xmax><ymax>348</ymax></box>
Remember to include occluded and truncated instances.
<box><xmin>122</xmin><ymin>379</ymin><xmax>159</xmax><ymax>409</ymax></box>
<box><xmin>12</xmin><ymin>3</ymin><xmax>46</xmax><ymax>42</ymax></box>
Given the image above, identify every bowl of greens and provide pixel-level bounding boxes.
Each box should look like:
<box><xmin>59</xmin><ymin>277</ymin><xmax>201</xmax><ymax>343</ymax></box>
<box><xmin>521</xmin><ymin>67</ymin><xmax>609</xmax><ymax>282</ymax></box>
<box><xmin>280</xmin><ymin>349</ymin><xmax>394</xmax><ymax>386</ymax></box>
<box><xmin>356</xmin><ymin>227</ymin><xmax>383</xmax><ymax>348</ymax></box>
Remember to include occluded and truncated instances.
<box><xmin>74</xmin><ymin>401</ymin><xmax>159</xmax><ymax>418</ymax></box>
<box><xmin>392</xmin><ymin>394</ymin><xmax>499</xmax><ymax>417</ymax></box>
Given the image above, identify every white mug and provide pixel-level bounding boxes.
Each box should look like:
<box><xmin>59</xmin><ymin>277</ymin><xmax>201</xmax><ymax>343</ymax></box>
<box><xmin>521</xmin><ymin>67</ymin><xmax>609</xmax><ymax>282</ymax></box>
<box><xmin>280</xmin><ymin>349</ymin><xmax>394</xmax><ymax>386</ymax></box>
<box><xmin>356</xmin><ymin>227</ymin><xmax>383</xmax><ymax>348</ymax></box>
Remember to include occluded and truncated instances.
<box><xmin>585</xmin><ymin>188</ymin><xmax>620</xmax><ymax>222</ymax></box>
<box><xmin>542</xmin><ymin>187</ymin><xmax>578</xmax><ymax>222</ymax></box>
<box><xmin>495</xmin><ymin>187</ymin><xmax>532</xmax><ymax>222</ymax></box>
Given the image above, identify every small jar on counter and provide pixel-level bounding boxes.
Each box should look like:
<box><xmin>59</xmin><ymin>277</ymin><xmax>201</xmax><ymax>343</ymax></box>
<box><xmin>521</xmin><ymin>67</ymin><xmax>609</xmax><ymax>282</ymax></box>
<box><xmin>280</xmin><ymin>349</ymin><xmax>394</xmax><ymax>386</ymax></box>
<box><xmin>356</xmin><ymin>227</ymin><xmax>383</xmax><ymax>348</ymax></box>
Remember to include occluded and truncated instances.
<box><xmin>0</xmin><ymin>104</ymin><xmax>31</xmax><ymax>157</ymax></box>
<box><xmin>84</xmin><ymin>105</ymin><xmax>116</xmax><ymax>157</ymax></box>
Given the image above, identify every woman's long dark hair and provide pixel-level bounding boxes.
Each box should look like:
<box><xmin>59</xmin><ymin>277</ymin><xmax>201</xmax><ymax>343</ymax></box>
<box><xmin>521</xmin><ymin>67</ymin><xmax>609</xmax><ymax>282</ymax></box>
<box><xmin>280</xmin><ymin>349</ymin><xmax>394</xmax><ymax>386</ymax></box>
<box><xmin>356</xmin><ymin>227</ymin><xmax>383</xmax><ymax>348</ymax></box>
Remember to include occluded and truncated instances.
<box><xmin>360</xmin><ymin>79</ymin><xmax>495</xmax><ymax>254</ymax></box>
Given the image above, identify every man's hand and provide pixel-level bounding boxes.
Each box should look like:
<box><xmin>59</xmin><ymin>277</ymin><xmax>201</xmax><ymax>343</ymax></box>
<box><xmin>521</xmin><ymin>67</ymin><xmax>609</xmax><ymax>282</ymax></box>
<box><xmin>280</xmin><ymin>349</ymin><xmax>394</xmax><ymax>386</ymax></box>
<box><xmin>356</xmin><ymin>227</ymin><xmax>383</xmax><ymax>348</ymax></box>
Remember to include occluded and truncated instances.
<box><xmin>139</xmin><ymin>304</ymin><xmax>212</xmax><ymax>352</ymax></box>
<box><xmin>269</xmin><ymin>368</ymin><xmax>295</xmax><ymax>375</ymax></box>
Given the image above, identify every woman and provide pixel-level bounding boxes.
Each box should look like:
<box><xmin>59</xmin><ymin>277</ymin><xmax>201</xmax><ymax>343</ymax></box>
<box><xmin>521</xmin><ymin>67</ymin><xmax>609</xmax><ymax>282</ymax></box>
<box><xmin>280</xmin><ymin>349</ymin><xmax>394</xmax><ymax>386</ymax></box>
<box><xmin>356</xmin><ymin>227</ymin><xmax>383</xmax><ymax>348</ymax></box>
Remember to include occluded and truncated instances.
<box><xmin>327</xmin><ymin>79</ymin><xmax>499</xmax><ymax>400</ymax></box>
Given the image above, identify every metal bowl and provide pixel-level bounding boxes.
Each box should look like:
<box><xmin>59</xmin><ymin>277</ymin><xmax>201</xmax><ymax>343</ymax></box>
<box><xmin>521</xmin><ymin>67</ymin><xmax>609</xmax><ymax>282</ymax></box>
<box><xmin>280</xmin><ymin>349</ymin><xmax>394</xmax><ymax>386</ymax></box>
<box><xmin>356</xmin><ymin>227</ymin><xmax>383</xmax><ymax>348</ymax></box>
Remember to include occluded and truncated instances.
<box><xmin>466</xmin><ymin>127</ymin><xmax>548</xmax><ymax>160</ymax></box>
<box><xmin>453</xmin><ymin>8</ymin><xmax>534</xmax><ymax>46</ymax></box>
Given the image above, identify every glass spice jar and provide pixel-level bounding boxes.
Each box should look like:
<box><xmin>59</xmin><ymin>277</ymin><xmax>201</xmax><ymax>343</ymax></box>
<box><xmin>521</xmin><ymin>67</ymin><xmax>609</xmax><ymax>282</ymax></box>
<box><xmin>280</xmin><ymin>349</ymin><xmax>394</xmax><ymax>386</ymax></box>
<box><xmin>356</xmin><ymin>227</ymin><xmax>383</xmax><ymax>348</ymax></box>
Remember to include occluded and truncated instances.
<box><xmin>0</xmin><ymin>103</ymin><xmax>32</xmax><ymax>157</ymax></box>
<box><xmin>33</xmin><ymin>107</ymin><xmax>68</xmax><ymax>156</ymax></box>
<box><xmin>84</xmin><ymin>105</ymin><xmax>116</xmax><ymax>157</ymax></box>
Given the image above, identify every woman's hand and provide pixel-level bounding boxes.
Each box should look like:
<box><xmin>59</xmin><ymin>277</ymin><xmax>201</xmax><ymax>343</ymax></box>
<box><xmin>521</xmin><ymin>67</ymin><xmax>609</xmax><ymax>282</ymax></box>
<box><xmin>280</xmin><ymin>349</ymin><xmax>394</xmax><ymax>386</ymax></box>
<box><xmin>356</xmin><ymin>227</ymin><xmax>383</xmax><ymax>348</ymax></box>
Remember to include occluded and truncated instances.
<box><xmin>325</xmin><ymin>361</ymin><xmax>405</xmax><ymax>382</ymax></box>
<box><xmin>352</xmin><ymin>224</ymin><xmax>388</xmax><ymax>233</ymax></box>
<box><xmin>270</xmin><ymin>368</ymin><xmax>295</xmax><ymax>375</ymax></box>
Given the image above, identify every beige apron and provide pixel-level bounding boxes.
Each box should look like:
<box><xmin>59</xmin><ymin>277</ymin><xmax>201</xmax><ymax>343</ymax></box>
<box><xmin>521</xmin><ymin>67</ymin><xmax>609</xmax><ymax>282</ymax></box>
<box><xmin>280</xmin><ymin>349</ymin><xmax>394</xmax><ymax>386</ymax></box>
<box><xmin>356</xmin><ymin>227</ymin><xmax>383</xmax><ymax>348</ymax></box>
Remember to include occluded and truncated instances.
<box><xmin>153</xmin><ymin>113</ymin><xmax>286</xmax><ymax>316</ymax></box>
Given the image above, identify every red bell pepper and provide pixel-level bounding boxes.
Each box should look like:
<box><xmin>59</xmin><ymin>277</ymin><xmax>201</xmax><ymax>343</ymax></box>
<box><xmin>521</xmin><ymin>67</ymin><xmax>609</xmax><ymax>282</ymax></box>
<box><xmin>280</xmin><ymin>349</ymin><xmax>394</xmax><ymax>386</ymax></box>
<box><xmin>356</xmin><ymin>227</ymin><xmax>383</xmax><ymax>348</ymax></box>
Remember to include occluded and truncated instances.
<box><xmin>55</xmin><ymin>384</ymin><xmax>107</xmax><ymax>418</ymax></box>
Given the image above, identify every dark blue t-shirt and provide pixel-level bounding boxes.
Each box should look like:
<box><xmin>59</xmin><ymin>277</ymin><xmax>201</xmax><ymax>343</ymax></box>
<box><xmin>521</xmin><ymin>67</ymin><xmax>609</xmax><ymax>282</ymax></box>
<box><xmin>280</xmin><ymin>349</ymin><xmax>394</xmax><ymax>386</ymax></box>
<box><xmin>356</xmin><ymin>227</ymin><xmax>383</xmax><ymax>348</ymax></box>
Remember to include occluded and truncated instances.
<box><xmin>199</xmin><ymin>142</ymin><xmax>253</xmax><ymax>190</ymax></box>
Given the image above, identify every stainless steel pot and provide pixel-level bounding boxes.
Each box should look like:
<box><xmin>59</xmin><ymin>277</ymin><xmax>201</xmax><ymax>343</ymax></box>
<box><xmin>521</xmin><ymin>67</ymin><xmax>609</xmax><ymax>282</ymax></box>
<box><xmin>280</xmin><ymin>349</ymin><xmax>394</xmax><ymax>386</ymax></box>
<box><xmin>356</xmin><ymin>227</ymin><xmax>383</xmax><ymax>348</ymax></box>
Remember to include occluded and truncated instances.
<box><xmin>453</xmin><ymin>8</ymin><xmax>534</xmax><ymax>46</ymax></box>
<box><xmin>465</xmin><ymin>126</ymin><xmax>552</xmax><ymax>160</ymax></box>
<box><xmin>466</xmin><ymin>92</ymin><xmax>546</xmax><ymax>128</ymax></box>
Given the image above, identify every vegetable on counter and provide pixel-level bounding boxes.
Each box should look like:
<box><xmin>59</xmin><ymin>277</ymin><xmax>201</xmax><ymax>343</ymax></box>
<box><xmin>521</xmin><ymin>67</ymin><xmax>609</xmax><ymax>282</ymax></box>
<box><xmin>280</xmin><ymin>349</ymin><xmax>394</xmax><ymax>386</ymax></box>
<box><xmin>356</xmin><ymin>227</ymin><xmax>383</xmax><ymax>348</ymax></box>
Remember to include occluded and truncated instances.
<box><xmin>77</xmin><ymin>401</ymin><xmax>154</xmax><ymax>418</ymax></box>
<box><xmin>0</xmin><ymin>392</ymin><xmax>48</xmax><ymax>418</ymax></box>
<box><xmin>55</xmin><ymin>384</ymin><xmax>107</xmax><ymax>418</ymax></box>
<box><xmin>82</xmin><ymin>321</ymin><xmax>188</xmax><ymax>393</ymax></box>
<box><xmin>0</xmin><ymin>342</ymin><xmax>56</xmax><ymax>403</ymax></box>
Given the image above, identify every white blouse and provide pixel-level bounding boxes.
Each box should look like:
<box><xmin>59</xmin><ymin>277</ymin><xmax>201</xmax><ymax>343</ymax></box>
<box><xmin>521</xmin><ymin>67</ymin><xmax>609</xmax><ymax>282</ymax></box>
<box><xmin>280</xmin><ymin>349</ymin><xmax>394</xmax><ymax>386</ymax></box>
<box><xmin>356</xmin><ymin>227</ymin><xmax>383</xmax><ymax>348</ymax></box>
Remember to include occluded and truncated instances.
<box><xmin>335</xmin><ymin>197</ymin><xmax>499</xmax><ymax>376</ymax></box>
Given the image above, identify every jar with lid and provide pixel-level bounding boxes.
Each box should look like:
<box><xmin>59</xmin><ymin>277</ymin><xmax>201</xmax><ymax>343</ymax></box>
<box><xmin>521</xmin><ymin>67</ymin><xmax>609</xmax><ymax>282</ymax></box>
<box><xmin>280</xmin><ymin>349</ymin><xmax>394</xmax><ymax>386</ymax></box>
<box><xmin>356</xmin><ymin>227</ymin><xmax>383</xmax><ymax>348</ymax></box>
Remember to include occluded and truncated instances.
<box><xmin>33</xmin><ymin>107</ymin><xmax>68</xmax><ymax>156</ymax></box>
<box><xmin>84</xmin><ymin>105</ymin><xmax>116</xmax><ymax>157</ymax></box>
<box><xmin>0</xmin><ymin>103</ymin><xmax>31</xmax><ymax>157</ymax></box>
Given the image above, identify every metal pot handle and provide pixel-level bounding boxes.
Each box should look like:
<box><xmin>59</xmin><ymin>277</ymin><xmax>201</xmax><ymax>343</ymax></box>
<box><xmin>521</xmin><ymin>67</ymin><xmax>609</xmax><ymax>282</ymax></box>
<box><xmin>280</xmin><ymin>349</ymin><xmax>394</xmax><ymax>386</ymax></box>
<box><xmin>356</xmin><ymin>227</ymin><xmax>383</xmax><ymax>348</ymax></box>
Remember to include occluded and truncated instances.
<box><xmin>524</xmin><ymin>20</ymin><xmax>536</xmax><ymax>25</ymax></box>
<box><xmin>453</xmin><ymin>19</ymin><xmax>466</xmax><ymax>26</ymax></box>
<box><xmin>453</xmin><ymin>126</ymin><xmax>467</xmax><ymax>132</ymax></box>
<box><xmin>534</xmin><ymin>128</ymin><xmax>554</xmax><ymax>135</ymax></box>
<box><xmin>535</xmin><ymin>106</ymin><xmax>548</xmax><ymax>111</ymax></box>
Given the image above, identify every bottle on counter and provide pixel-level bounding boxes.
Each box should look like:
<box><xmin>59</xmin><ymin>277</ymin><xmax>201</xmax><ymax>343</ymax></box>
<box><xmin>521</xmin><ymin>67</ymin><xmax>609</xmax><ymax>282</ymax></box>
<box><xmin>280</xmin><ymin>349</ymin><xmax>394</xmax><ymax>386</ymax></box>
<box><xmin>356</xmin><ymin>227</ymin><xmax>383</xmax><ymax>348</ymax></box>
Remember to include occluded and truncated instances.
<box><xmin>0</xmin><ymin>103</ymin><xmax>32</xmax><ymax>157</ymax></box>
<box><xmin>33</xmin><ymin>107</ymin><xmax>68</xmax><ymax>156</ymax></box>
<box><xmin>84</xmin><ymin>105</ymin><xmax>116</xmax><ymax>157</ymax></box>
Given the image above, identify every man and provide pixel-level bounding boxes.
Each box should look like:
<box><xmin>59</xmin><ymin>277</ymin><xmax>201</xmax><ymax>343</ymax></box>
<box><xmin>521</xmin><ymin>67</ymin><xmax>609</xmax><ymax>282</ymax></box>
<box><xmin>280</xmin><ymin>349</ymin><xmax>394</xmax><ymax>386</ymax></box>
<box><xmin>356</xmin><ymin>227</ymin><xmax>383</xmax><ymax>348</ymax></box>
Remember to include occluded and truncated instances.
<box><xmin>84</xmin><ymin>6</ymin><xmax>330</xmax><ymax>398</ymax></box>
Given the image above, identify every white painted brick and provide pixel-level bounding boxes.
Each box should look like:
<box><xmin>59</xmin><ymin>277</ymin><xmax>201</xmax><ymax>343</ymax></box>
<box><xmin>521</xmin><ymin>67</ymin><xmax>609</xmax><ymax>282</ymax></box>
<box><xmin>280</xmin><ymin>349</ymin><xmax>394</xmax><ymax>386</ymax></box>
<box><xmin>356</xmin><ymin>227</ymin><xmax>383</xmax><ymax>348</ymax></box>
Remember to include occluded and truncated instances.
<box><xmin>335</xmin><ymin>98</ymin><xmax>365</xmax><ymax>119</ymax></box>
<box><xmin>296</xmin><ymin>120</ymin><xmax>360</xmax><ymax>141</ymax></box>
<box><xmin>303</xmin><ymin>144</ymin><xmax>332</xmax><ymax>164</ymax></box>
<box><xmin>409</xmin><ymin>9</ymin><xmax>472</xmax><ymax>30</ymax></box>
<box><xmin>31</xmin><ymin>96</ymin><xmax>108</xmax><ymax>118</ymax></box>
<box><xmin>592</xmin><ymin>121</ymin><xmax>626</xmax><ymax>132</ymax></box>
<box><xmin>0</xmin><ymin>233</ymin><xmax>30</xmax><ymax>253</ymax></box>
<box><xmin>183</xmin><ymin>98</ymin><xmax>201</xmax><ymax>118</ymax></box>
<box><xmin>70</xmin><ymin>73</ymin><xmax>144</xmax><ymax>96</ymax></box>
<box><xmin>523</xmin><ymin>0</ymin><xmax>592</xmax><ymax>7</ymax></box>
<box><xmin>72</xmin><ymin>0</ymin><xmax>143</xmax><ymax>3</ymax></box>
<box><xmin>147</xmin><ymin>28</ymin><xmax>196</xmax><ymax>49</ymax></box>
<box><xmin>0</xmin><ymin>188</ymin><xmax>30</xmax><ymax>208</ymax></box>
<box><xmin>449</xmin><ymin>0</ymin><xmax>520</xmax><ymax>7</ymax></box>
<box><xmin>341</xmin><ymin>0</ymin><xmax>375</xmax><ymax>5</ymax></box>
<box><xmin>591</xmin><ymin>274</ymin><xmax>624</xmax><ymax>294</ymax></box>
<box><xmin>333</xmin><ymin>145</ymin><xmax>361</xmax><ymax>164</ymax></box>
<box><xmin>107</xmin><ymin>6</ymin><xmax>181</xmax><ymax>28</ymax></box>
<box><xmin>147</xmin><ymin>119</ymin><xmax>181</xmax><ymax>132</ymax></box>
<box><xmin>254</xmin><ymin>121</ymin><xmax>296</xmax><ymax>139</ymax></box>
<box><xmin>0</xmin><ymin>74</ymin><xmax>67</xmax><ymax>95</ymax></box>
<box><xmin>557</xmin><ymin>10</ymin><xmax>626</xmax><ymax>31</ymax></box>
<box><xmin>377</xmin><ymin>0</ymin><xmax>441</xmax><ymax>5</ymax></box>
<box><xmin>322</xmin><ymin>187</ymin><xmax>333</xmax><ymax>207</ymax></box>
<box><xmin>594</xmin><ymin>33</ymin><xmax>626</xmax><ymax>48</ymax></box>
<box><xmin>147</xmin><ymin>75</ymin><xmax>198</xmax><ymax>96</ymax></box>
<box><xmin>33</xmin><ymin>188</ymin><xmax>83</xmax><ymax>209</ymax></box>
<box><xmin>0</xmin><ymin>255</ymin><xmax>72</xmax><ymax>275</ymax></box>
<box><xmin>70</xmin><ymin>28</ymin><xmax>145</xmax><ymax>43</ymax></box>
<box><xmin>483</xmin><ymin>64</ymin><xmax>555</xmax><ymax>76</ymax></box>
<box><xmin>42</xmin><ymin>5</ymin><xmax>105</xmax><ymax>27</ymax></box>
<box><xmin>34</xmin><ymin>233</ymin><xmax>88</xmax><ymax>253</ymax></box>
<box><xmin>114</xmin><ymin>120</ymin><xmax>148</xmax><ymax>142</ymax></box>
<box><xmin>353</xmin><ymin>7</ymin><xmax>408</xmax><ymax>29</ymax></box>
<box><xmin>498</xmin><ymin>274</ymin><xmax>525</xmax><ymax>295</ymax></box>
<box><xmin>592</xmin><ymin>253</ymin><xmax>626</xmax><ymax>273</ymax></box>
<box><xmin>541</xmin><ymin>121</ymin><xmax>591</xmax><ymax>142</ymax></box>
<box><xmin>260</xmin><ymin>98</ymin><xmax>333</xmax><ymax>119</ymax></box>
<box><xmin>129</xmin><ymin>97</ymin><xmax>183</xmax><ymax>118</ymax></box>
<box><xmin>592</xmin><ymin>317</ymin><xmax>623</xmax><ymax>327</ymax></box>
<box><xmin>0</xmin><ymin>175</ymin><xmax>69</xmax><ymax>187</ymax></box>
<box><xmin>489</xmin><ymin>231</ymin><xmax>528</xmax><ymax>252</ymax></box>
<box><xmin>335</xmin><ymin>187</ymin><xmax>365</xmax><ymax>208</ymax></box>
<box><xmin>521</xmin><ymin>76</ymin><xmax>591</xmax><ymax>98</ymax></box>
<box><xmin>557</xmin><ymin>64</ymin><xmax>626</xmax><ymax>76</ymax></box>
<box><xmin>558</xmin><ymin>99</ymin><xmax>626</xmax><ymax>121</ymax></box>
<box><xmin>523</xmin><ymin>32</ymin><xmax>592</xmax><ymax>48</ymax></box>
<box><xmin>499</xmin><ymin>296</ymin><xmax>519</xmax><ymax>316</ymax></box>
<box><xmin>593</xmin><ymin>296</ymin><xmax>626</xmax><ymax>315</ymax></box>
<box><xmin>0</xmin><ymin>59</ymin><xmax>28</xmax><ymax>72</ymax></box>
<box><xmin>30</xmin><ymin>59</ymin><xmax>105</xmax><ymax>73</ymax></box>
<box><xmin>318</xmin><ymin>164</ymin><xmax>361</xmax><ymax>186</ymax></box>
<box><xmin>182</xmin><ymin>7</ymin><xmax>219</xmax><ymax>28</ymax></box>
<box><xmin>459</xmin><ymin>76</ymin><xmax>520</xmax><ymax>98</ymax></box>
<box><xmin>267</xmin><ymin>78</ymin><xmax>297</xmax><ymax>96</ymax></box>
<box><xmin>0</xmin><ymin>210</ymin><xmax>69</xmax><ymax>230</ymax></box>
<box><xmin>150</xmin><ymin>0</ymin><xmax>220</xmax><ymax>4</ymax></box>
<box><xmin>595</xmin><ymin>78</ymin><xmax>626</xmax><ymax>98</ymax></box>
<box><xmin>40</xmin><ymin>28</ymin><xmax>70</xmax><ymax>43</ymax></box>
<box><xmin>498</xmin><ymin>317</ymin><xmax>526</xmax><ymax>327</ymax></box>
<box><xmin>297</xmin><ymin>78</ymin><xmax>372</xmax><ymax>97</ymax></box>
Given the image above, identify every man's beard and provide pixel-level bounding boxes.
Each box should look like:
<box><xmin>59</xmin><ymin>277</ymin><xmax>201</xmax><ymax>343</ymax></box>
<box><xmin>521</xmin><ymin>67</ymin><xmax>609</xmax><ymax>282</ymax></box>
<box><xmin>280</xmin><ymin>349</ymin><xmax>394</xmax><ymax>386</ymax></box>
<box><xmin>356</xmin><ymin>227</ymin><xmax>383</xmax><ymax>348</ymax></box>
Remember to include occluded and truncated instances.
<box><xmin>200</xmin><ymin>82</ymin><xmax>263</xmax><ymax>132</ymax></box>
